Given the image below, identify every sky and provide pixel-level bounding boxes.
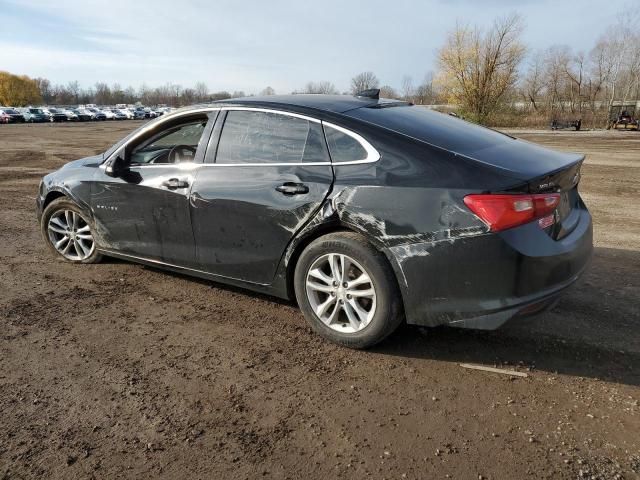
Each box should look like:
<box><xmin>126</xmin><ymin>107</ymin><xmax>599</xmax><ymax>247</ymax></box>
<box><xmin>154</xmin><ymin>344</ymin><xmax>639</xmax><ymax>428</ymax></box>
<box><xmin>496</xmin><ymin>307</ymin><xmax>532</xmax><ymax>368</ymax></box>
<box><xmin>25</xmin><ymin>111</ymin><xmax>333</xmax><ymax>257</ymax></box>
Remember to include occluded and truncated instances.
<box><xmin>0</xmin><ymin>0</ymin><xmax>630</xmax><ymax>94</ymax></box>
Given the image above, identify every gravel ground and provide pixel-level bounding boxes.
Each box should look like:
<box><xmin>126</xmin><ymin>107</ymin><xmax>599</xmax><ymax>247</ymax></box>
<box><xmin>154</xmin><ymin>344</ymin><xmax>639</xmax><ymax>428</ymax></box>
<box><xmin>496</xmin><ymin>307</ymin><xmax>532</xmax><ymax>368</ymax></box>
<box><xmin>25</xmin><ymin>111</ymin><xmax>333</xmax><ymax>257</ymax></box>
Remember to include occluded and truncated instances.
<box><xmin>0</xmin><ymin>122</ymin><xmax>638</xmax><ymax>479</ymax></box>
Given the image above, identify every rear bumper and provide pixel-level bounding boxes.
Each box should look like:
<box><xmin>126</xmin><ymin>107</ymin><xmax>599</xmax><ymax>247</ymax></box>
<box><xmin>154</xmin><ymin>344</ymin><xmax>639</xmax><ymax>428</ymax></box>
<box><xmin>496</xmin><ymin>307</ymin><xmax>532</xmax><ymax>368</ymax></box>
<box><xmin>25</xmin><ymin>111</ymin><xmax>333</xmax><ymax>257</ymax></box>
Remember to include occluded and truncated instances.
<box><xmin>388</xmin><ymin>205</ymin><xmax>593</xmax><ymax>329</ymax></box>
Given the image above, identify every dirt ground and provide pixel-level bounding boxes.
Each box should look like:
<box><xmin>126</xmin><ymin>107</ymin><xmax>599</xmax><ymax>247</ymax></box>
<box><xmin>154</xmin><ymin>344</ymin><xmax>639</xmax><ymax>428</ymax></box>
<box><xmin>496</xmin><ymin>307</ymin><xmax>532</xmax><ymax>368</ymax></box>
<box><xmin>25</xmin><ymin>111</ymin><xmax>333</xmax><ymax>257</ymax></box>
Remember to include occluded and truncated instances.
<box><xmin>0</xmin><ymin>122</ymin><xmax>638</xmax><ymax>480</ymax></box>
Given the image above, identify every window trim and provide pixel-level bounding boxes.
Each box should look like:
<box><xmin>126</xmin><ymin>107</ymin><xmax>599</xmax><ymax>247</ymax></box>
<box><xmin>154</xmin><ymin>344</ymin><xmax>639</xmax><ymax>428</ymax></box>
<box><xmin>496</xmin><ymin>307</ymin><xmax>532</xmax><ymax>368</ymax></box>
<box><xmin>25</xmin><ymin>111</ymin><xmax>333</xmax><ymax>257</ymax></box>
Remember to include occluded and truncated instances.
<box><xmin>219</xmin><ymin>106</ymin><xmax>321</xmax><ymax>124</ymax></box>
<box><xmin>101</xmin><ymin>108</ymin><xmax>218</xmax><ymax>169</ymax></box>
<box><xmin>128</xmin><ymin>119</ymin><xmax>210</xmax><ymax>166</ymax></box>
<box><xmin>322</xmin><ymin>121</ymin><xmax>380</xmax><ymax>165</ymax></box>
<box><xmin>100</xmin><ymin>106</ymin><xmax>381</xmax><ymax>170</ymax></box>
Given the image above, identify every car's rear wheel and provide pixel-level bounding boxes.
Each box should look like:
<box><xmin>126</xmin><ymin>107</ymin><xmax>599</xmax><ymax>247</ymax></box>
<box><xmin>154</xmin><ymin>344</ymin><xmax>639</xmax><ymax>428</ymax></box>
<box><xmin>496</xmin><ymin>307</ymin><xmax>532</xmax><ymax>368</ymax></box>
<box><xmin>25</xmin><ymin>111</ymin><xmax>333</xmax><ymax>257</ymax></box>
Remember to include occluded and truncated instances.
<box><xmin>294</xmin><ymin>232</ymin><xmax>403</xmax><ymax>349</ymax></box>
<box><xmin>41</xmin><ymin>198</ymin><xmax>102</xmax><ymax>264</ymax></box>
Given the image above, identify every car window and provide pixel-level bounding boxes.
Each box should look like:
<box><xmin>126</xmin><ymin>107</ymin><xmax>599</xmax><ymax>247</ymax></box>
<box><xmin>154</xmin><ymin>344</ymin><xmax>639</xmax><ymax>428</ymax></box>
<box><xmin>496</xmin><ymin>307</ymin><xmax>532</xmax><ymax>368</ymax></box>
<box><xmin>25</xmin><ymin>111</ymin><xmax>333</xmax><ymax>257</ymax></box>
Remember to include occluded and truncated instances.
<box><xmin>214</xmin><ymin>110</ymin><xmax>329</xmax><ymax>164</ymax></box>
<box><xmin>129</xmin><ymin>120</ymin><xmax>207</xmax><ymax>165</ymax></box>
<box><xmin>345</xmin><ymin>104</ymin><xmax>512</xmax><ymax>156</ymax></box>
<box><xmin>323</xmin><ymin>125</ymin><xmax>368</xmax><ymax>163</ymax></box>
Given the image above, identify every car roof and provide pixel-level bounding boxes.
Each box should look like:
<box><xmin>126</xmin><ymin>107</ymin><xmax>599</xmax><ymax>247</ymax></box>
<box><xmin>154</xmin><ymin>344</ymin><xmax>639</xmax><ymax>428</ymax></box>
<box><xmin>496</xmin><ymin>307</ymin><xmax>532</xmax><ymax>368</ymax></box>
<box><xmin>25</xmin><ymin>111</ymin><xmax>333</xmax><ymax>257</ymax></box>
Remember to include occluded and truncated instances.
<box><xmin>210</xmin><ymin>94</ymin><xmax>404</xmax><ymax>114</ymax></box>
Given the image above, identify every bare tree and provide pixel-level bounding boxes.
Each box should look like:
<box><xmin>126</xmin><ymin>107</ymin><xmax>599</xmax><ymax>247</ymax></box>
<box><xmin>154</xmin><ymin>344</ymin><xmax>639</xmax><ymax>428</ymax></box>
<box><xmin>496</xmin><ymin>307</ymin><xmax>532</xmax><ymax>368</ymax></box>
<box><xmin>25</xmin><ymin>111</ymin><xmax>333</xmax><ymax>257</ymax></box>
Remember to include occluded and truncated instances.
<box><xmin>111</xmin><ymin>83</ymin><xmax>125</xmax><ymax>104</ymax></box>
<box><xmin>194</xmin><ymin>82</ymin><xmax>209</xmax><ymax>102</ymax></box>
<box><xmin>564</xmin><ymin>51</ymin><xmax>586</xmax><ymax>113</ymax></box>
<box><xmin>350</xmin><ymin>72</ymin><xmax>379</xmax><ymax>94</ymax></box>
<box><xmin>542</xmin><ymin>46</ymin><xmax>572</xmax><ymax>115</ymax></box>
<box><xmin>182</xmin><ymin>88</ymin><xmax>196</xmax><ymax>105</ymax></box>
<box><xmin>210</xmin><ymin>91</ymin><xmax>232</xmax><ymax>101</ymax></box>
<box><xmin>260</xmin><ymin>86</ymin><xmax>276</xmax><ymax>95</ymax></box>
<box><xmin>34</xmin><ymin>77</ymin><xmax>52</xmax><ymax>103</ymax></box>
<box><xmin>401</xmin><ymin>75</ymin><xmax>414</xmax><ymax>101</ymax></box>
<box><xmin>66</xmin><ymin>81</ymin><xmax>80</xmax><ymax>104</ymax></box>
<box><xmin>94</xmin><ymin>82</ymin><xmax>111</xmax><ymax>105</ymax></box>
<box><xmin>438</xmin><ymin>13</ymin><xmax>526</xmax><ymax>122</ymax></box>
<box><xmin>124</xmin><ymin>86</ymin><xmax>137</xmax><ymax>103</ymax></box>
<box><xmin>379</xmin><ymin>85</ymin><xmax>399</xmax><ymax>99</ymax></box>
<box><xmin>521</xmin><ymin>51</ymin><xmax>545</xmax><ymax>111</ymax></box>
<box><xmin>413</xmin><ymin>73</ymin><xmax>437</xmax><ymax>104</ymax></box>
<box><xmin>301</xmin><ymin>81</ymin><xmax>338</xmax><ymax>94</ymax></box>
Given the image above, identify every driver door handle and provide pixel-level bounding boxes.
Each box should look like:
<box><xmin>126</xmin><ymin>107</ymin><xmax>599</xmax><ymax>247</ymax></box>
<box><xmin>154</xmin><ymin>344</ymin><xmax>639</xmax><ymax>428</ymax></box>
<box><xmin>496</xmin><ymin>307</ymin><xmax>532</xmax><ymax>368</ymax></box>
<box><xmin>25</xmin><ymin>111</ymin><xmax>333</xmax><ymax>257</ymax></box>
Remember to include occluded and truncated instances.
<box><xmin>162</xmin><ymin>178</ymin><xmax>189</xmax><ymax>190</ymax></box>
<box><xmin>275</xmin><ymin>182</ymin><xmax>309</xmax><ymax>195</ymax></box>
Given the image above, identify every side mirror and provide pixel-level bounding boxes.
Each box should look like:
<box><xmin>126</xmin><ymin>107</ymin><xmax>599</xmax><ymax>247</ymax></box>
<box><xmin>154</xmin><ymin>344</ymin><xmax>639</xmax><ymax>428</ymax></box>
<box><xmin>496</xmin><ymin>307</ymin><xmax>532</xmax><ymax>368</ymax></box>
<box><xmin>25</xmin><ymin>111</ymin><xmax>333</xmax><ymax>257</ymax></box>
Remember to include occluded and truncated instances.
<box><xmin>104</xmin><ymin>147</ymin><xmax>127</xmax><ymax>177</ymax></box>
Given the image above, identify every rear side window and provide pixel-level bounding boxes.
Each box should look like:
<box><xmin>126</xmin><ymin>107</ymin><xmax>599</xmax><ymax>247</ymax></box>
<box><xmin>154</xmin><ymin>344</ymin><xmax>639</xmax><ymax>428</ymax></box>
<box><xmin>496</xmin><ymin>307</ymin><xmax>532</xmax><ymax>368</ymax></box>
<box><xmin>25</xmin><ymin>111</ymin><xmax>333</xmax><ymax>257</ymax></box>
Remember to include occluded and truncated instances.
<box><xmin>324</xmin><ymin>125</ymin><xmax>368</xmax><ymax>163</ymax></box>
<box><xmin>345</xmin><ymin>105</ymin><xmax>512</xmax><ymax>156</ymax></box>
<box><xmin>215</xmin><ymin>110</ymin><xmax>329</xmax><ymax>164</ymax></box>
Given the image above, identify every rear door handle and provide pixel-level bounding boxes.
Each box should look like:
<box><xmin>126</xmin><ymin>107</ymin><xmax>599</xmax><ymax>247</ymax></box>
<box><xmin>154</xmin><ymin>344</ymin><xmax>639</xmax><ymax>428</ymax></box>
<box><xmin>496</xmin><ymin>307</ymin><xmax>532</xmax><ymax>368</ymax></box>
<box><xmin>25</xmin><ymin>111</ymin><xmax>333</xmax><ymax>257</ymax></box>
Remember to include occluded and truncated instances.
<box><xmin>162</xmin><ymin>178</ymin><xmax>189</xmax><ymax>190</ymax></box>
<box><xmin>275</xmin><ymin>182</ymin><xmax>309</xmax><ymax>195</ymax></box>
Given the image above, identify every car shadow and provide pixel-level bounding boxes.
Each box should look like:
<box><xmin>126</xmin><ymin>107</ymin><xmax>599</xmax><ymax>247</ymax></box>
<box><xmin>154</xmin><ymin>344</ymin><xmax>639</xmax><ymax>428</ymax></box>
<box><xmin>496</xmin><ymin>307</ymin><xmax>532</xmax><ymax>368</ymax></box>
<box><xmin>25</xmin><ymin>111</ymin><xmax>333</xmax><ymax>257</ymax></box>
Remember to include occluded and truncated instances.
<box><xmin>373</xmin><ymin>246</ymin><xmax>640</xmax><ymax>387</ymax></box>
<box><xmin>106</xmin><ymin>246</ymin><xmax>639</xmax><ymax>386</ymax></box>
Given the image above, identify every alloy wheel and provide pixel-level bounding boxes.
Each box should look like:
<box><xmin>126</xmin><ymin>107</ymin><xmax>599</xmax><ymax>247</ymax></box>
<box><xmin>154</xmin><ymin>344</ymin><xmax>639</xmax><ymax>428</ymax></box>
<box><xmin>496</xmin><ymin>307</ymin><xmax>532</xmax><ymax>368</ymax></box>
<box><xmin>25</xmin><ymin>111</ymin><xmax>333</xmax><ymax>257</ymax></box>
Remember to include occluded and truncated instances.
<box><xmin>47</xmin><ymin>209</ymin><xmax>95</xmax><ymax>261</ymax></box>
<box><xmin>305</xmin><ymin>253</ymin><xmax>377</xmax><ymax>333</ymax></box>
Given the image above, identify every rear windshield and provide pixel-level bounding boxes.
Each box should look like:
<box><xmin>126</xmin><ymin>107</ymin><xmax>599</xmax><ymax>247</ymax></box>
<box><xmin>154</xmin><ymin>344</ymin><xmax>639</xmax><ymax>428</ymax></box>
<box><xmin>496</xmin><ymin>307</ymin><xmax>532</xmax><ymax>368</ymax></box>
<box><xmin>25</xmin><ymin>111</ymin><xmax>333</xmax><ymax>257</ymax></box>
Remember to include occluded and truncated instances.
<box><xmin>345</xmin><ymin>105</ymin><xmax>513</xmax><ymax>156</ymax></box>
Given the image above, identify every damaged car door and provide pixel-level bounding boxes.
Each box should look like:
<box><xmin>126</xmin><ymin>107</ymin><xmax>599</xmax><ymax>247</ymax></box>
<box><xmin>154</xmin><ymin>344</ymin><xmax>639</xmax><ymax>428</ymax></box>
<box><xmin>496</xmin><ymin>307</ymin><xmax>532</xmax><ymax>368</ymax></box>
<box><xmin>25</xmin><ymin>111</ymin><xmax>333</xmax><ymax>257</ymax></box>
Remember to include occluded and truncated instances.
<box><xmin>189</xmin><ymin>109</ymin><xmax>334</xmax><ymax>284</ymax></box>
<box><xmin>91</xmin><ymin>114</ymin><xmax>213</xmax><ymax>265</ymax></box>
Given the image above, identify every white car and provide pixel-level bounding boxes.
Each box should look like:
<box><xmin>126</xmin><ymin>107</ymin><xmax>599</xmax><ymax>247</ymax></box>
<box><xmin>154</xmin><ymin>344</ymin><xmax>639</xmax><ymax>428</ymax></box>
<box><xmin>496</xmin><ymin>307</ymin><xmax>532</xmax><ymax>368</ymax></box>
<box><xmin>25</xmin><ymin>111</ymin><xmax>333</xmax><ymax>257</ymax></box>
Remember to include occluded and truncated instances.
<box><xmin>100</xmin><ymin>108</ymin><xmax>116</xmax><ymax>120</ymax></box>
<box><xmin>117</xmin><ymin>108</ymin><xmax>134</xmax><ymax>119</ymax></box>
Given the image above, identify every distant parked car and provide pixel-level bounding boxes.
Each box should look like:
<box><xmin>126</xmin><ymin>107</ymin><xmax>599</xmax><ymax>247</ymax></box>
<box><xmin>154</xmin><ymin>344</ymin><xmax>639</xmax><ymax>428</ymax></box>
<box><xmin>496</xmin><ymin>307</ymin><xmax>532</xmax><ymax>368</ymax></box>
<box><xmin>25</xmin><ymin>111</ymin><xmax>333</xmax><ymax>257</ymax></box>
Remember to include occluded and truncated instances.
<box><xmin>64</xmin><ymin>109</ymin><xmax>79</xmax><ymax>121</ymax></box>
<box><xmin>135</xmin><ymin>107</ymin><xmax>158</xmax><ymax>119</ymax></box>
<box><xmin>0</xmin><ymin>110</ymin><xmax>9</xmax><ymax>124</ymax></box>
<box><xmin>113</xmin><ymin>108</ymin><xmax>131</xmax><ymax>120</ymax></box>
<box><xmin>121</xmin><ymin>108</ymin><xmax>135</xmax><ymax>119</ymax></box>
<box><xmin>134</xmin><ymin>107</ymin><xmax>148</xmax><ymax>118</ymax></box>
<box><xmin>26</xmin><ymin>108</ymin><xmax>53</xmax><ymax>122</ymax></box>
<box><xmin>17</xmin><ymin>108</ymin><xmax>32</xmax><ymax>122</ymax></box>
<box><xmin>48</xmin><ymin>108</ymin><xmax>67</xmax><ymax>122</ymax></box>
<box><xmin>85</xmin><ymin>107</ymin><xmax>105</xmax><ymax>120</ymax></box>
<box><xmin>48</xmin><ymin>108</ymin><xmax>78</xmax><ymax>122</ymax></box>
<box><xmin>108</xmin><ymin>109</ymin><xmax>128</xmax><ymax>120</ymax></box>
<box><xmin>0</xmin><ymin>108</ymin><xmax>26</xmax><ymax>123</ymax></box>
<box><xmin>72</xmin><ymin>109</ymin><xmax>94</xmax><ymax>121</ymax></box>
<box><xmin>100</xmin><ymin>108</ymin><xmax>116</xmax><ymax>120</ymax></box>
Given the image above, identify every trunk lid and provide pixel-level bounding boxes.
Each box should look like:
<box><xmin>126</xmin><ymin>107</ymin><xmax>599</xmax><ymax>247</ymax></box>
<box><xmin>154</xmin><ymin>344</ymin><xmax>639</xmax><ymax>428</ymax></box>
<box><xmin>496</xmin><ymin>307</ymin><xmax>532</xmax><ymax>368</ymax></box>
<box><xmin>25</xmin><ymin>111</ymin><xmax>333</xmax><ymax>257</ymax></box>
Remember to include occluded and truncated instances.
<box><xmin>503</xmin><ymin>157</ymin><xmax>584</xmax><ymax>240</ymax></box>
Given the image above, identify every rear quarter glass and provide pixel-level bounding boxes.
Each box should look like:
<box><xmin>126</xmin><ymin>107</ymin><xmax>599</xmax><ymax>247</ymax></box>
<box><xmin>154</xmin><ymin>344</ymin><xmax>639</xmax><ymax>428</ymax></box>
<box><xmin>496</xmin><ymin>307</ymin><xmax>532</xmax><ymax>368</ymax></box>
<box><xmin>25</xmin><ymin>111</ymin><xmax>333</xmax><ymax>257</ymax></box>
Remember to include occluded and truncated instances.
<box><xmin>346</xmin><ymin>106</ymin><xmax>583</xmax><ymax>179</ymax></box>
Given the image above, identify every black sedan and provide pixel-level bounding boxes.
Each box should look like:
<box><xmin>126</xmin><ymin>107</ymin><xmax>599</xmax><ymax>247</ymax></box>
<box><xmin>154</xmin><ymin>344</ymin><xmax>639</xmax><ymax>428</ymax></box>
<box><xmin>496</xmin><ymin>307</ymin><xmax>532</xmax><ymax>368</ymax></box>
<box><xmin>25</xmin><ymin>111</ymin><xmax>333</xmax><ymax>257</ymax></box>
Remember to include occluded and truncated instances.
<box><xmin>0</xmin><ymin>108</ymin><xmax>26</xmax><ymax>123</ymax></box>
<box><xmin>36</xmin><ymin>93</ymin><xmax>593</xmax><ymax>348</ymax></box>
<box><xmin>72</xmin><ymin>109</ymin><xmax>94</xmax><ymax>121</ymax></box>
<box><xmin>49</xmin><ymin>108</ymin><xmax>78</xmax><ymax>122</ymax></box>
<box><xmin>48</xmin><ymin>108</ymin><xmax>71</xmax><ymax>122</ymax></box>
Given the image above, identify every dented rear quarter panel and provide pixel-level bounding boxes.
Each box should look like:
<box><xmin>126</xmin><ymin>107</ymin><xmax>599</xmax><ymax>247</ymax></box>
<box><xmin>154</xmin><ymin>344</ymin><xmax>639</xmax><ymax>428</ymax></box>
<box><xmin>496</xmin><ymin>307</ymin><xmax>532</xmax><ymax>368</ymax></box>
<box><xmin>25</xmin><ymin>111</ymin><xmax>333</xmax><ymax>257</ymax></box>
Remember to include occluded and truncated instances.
<box><xmin>275</xmin><ymin>122</ymin><xmax>529</xmax><ymax>325</ymax></box>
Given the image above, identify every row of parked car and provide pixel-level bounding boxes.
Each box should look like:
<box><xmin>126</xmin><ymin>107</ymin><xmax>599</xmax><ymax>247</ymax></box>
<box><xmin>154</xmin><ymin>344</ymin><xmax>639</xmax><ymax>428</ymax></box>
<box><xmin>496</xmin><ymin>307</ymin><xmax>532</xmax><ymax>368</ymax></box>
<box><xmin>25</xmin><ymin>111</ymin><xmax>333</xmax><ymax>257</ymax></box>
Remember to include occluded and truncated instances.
<box><xmin>0</xmin><ymin>105</ymin><xmax>173</xmax><ymax>124</ymax></box>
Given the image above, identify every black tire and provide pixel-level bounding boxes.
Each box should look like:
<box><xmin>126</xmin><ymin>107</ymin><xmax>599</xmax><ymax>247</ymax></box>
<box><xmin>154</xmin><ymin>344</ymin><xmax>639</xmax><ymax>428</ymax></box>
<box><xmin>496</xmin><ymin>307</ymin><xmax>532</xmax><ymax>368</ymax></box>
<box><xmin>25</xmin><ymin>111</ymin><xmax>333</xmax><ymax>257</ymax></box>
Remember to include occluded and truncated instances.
<box><xmin>41</xmin><ymin>197</ymin><xmax>102</xmax><ymax>264</ymax></box>
<box><xmin>294</xmin><ymin>232</ymin><xmax>403</xmax><ymax>349</ymax></box>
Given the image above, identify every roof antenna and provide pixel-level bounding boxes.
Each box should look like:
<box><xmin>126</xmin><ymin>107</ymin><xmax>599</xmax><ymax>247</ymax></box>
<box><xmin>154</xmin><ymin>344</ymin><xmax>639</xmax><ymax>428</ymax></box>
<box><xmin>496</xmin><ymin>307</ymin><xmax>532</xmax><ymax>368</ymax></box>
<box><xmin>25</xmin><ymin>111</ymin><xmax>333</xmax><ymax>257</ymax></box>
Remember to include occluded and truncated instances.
<box><xmin>355</xmin><ymin>89</ymin><xmax>380</xmax><ymax>100</ymax></box>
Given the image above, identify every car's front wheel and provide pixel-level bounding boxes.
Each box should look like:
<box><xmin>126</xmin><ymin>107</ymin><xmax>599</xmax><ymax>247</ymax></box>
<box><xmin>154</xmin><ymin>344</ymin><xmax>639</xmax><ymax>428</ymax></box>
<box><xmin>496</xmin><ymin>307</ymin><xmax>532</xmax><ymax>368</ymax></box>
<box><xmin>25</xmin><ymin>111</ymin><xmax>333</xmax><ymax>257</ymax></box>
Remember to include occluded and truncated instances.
<box><xmin>294</xmin><ymin>232</ymin><xmax>403</xmax><ymax>349</ymax></box>
<box><xmin>41</xmin><ymin>198</ymin><xmax>102</xmax><ymax>263</ymax></box>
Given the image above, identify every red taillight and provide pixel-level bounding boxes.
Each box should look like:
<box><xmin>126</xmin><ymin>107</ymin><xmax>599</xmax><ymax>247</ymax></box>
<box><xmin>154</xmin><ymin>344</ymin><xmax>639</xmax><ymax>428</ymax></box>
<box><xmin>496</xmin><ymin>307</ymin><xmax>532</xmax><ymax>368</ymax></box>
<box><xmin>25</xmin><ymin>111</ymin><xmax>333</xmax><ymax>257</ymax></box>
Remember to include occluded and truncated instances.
<box><xmin>463</xmin><ymin>193</ymin><xmax>560</xmax><ymax>232</ymax></box>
